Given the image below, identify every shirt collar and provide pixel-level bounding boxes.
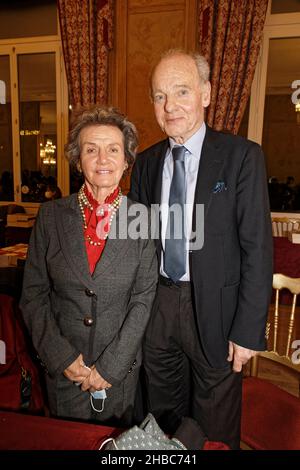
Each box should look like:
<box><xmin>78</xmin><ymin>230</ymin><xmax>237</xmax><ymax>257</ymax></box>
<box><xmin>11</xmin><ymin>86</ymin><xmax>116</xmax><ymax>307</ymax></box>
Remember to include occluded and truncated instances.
<box><xmin>168</xmin><ymin>122</ymin><xmax>206</xmax><ymax>159</ymax></box>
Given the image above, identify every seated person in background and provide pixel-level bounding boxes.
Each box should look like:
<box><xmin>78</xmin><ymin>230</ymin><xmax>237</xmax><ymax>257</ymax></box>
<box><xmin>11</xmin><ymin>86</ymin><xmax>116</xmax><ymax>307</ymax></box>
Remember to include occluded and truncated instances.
<box><xmin>268</xmin><ymin>177</ymin><xmax>282</xmax><ymax>211</ymax></box>
<box><xmin>44</xmin><ymin>176</ymin><xmax>62</xmax><ymax>200</ymax></box>
<box><xmin>281</xmin><ymin>176</ymin><xmax>297</xmax><ymax>211</ymax></box>
<box><xmin>0</xmin><ymin>171</ymin><xmax>14</xmax><ymax>201</ymax></box>
<box><xmin>20</xmin><ymin>106</ymin><xmax>158</xmax><ymax>427</ymax></box>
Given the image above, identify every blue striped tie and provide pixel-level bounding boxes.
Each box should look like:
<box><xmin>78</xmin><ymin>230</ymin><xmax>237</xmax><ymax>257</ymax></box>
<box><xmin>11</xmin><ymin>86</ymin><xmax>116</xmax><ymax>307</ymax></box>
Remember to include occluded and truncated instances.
<box><xmin>164</xmin><ymin>146</ymin><xmax>187</xmax><ymax>282</ymax></box>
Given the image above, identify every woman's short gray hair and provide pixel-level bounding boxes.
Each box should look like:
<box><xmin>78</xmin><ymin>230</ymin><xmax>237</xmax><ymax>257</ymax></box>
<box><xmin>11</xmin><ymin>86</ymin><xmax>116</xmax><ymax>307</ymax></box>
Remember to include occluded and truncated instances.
<box><xmin>65</xmin><ymin>106</ymin><xmax>138</xmax><ymax>171</ymax></box>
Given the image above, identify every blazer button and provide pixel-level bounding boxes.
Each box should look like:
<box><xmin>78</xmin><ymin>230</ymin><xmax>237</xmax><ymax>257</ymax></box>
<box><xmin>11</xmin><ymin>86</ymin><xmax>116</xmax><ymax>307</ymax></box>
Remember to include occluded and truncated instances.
<box><xmin>128</xmin><ymin>360</ymin><xmax>136</xmax><ymax>373</ymax></box>
<box><xmin>85</xmin><ymin>288</ymin><xmax>95</xmax><ymax>297</ymax></box>
<box><xmin>37</xmin><ymin>354</ymin><xmax>48</xmax><ymax>373</ymax></box>
<box><xmin>83</xmin><ymin>316</ymin><xmax>94</xmax><ymax>326</ymax></box>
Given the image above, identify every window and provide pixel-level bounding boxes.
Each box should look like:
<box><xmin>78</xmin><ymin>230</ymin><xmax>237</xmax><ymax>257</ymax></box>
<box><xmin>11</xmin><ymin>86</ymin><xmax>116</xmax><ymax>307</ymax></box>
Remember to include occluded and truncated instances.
<box><xmin>18</xmin><ymin>52</ymin><xmax>57</xmax><ymax>202</ymax></box>
<box><xmin>0</xmin><ymin>54</ymin><xmax>13</xmax><ymax>201</ymax></box>
<box><xmin>262</xmin><ymin>38</ymin><xmax>300</xmax><ymax>211</ymax></box>
<box><xmin>0</xmin><ymin>2</ymin><xmax>68</xmax><ymax>206</ymax></box>
<box><xmin>247</xmin><ymin>1</ymin><xmax>300</xmax><ymax>212</ymax></box>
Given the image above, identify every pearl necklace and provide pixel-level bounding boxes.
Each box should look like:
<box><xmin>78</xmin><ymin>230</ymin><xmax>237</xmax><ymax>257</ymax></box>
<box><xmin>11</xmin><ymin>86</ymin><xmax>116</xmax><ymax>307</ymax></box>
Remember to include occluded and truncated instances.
<box><xmin>78</xmin><ymin>184</ymin><xmax>123</xmax><ymax>246</ymax></box>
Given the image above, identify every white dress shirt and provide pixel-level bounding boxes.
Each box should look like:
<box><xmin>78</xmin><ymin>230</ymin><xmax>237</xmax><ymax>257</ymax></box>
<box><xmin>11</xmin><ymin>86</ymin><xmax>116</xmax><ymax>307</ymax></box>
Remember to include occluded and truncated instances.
<box><xmin>160</xmin><ymin>123</ymin><xmax>206</xmax><ymax>281</ymax></box>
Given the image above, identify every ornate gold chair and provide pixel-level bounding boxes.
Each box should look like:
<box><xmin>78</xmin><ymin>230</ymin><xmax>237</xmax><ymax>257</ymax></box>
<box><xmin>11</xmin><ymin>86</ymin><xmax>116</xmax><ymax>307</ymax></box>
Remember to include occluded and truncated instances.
<box><xmin>272</xmin><ymin>217</ymin><xmax>300</xmax><ymax>237</ymax></box>
<box><xmin>241</xmin><ymin>274</ymin><xmax>300</xmax><ymax>450</ymax></box>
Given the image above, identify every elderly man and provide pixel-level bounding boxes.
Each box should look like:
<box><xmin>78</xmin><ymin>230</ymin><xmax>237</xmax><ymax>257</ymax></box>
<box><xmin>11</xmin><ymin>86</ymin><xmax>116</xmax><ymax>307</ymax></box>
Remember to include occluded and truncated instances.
<box><xmin>129</xmin><ymin>50</ymin><xmax>272</xmax><ymax>449</ymax></box>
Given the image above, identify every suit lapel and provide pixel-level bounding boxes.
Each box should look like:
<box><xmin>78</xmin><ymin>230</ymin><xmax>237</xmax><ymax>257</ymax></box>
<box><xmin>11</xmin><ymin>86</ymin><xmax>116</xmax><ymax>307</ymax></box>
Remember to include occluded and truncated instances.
<box><xmin>92</xmin><ymin>197</ymin><xmax>130</xmax><ymax>279</ymax></box>
<box><xmin>149</xmin><ymin>139</ymin><xmax>169</xmax><ymax>205</ymax></box>
<box><xmin>193</xmin><ymin>127</ymin><xmax>226</xmax><ymax>227</ymax></box>
<box><xmin>56</xmin><ymin>195</ymin><xmax>132</xmax><ymax>285</ymax></box>
<box><xmin>55</xmin><ymin>195</ymin><xmax>95</xmax><ymax>289</ymax></box>
<box><xmin>148</xmin><ymin>133</ymin><xmax>225</xmax><ymax>214</ymax></box>
<box><xmin>147</xmin><ymin>139</ymin><xmax>169</xmax><ymax>257</ymax></box>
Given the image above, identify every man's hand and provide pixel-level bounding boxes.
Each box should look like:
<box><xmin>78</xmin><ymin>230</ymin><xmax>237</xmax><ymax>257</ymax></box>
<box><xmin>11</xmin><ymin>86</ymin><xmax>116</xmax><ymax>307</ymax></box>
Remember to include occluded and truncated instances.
<box><xmin>63</xmin><ymin>353</ymin><xmax>91</xmax><ymax>383</ymax></box>
<box><xmin>227</xmin><ymin>341</ymin><xmax>257</xmax><ymax>372</ymax></box>
<box><xmin>80</xmin><ymin>365</ymin><xmax>112</xmax><ymax>393</ymax></box>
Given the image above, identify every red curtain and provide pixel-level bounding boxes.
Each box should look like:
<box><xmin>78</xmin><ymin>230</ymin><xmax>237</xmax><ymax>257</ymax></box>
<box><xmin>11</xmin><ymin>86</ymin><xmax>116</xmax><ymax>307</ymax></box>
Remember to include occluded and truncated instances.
<box><xmin>57</xmin><ymin>0</ymin><xmax>114</xmax><ymax>108</ymax></box>
<box><xmin>198</xmin><ymin>0</ymin><xmax>268</xmax><ymax>134</ymax></box>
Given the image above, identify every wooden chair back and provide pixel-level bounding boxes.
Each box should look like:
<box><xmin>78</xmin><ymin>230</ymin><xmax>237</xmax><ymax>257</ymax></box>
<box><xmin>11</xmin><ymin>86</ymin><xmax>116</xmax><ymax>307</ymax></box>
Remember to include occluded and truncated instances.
<box><xmin>250</xmin><ymin>273</ymin><xmax>300</xmax><ymax>382</ymax></box>
<box><xmin>272</xmin><ymin>217</ymin><xmax>300</xmax><ymax>237</ymax></box>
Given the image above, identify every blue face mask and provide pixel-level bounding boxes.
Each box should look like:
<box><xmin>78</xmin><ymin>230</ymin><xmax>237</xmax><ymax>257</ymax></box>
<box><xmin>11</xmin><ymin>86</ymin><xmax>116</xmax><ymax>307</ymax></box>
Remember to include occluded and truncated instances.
<box><xmin>90</xmin><ymin>388</ymin><xmax>107</xmax><ymax>413</ymax></box>
<box><xmin>91</xmin><ymin>389</ymin><xmax>107</xmax><ymax>400</ymax></box>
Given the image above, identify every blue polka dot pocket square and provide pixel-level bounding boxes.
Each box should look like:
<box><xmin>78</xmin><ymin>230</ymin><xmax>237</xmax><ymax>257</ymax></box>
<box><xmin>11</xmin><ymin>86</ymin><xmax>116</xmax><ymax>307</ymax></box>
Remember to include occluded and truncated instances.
<box><xmin>212</xmin><ymin>181</ymin><xmax>227</xmax><ymax>193</ymax></box>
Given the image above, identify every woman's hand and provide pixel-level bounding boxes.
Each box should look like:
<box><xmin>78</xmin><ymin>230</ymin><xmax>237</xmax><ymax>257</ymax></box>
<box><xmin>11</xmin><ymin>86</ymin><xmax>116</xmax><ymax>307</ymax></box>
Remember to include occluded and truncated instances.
<box><xmin>80</xmin><ymin>365</ymin><xmax>112</xmax><ymax>392</ymax></box>
<box><xmin>63</xmin><ymin>353</ymin><xmax>91</xmax><ymax>383</ymax></box>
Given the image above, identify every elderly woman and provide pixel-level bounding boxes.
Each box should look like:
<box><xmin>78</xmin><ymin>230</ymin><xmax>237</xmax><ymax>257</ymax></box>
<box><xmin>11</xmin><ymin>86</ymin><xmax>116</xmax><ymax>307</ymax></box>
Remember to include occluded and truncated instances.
<box><xmin>20</xmin><ymin>106</ymin><xmax>157</xmax><ymax>426</ymax></box>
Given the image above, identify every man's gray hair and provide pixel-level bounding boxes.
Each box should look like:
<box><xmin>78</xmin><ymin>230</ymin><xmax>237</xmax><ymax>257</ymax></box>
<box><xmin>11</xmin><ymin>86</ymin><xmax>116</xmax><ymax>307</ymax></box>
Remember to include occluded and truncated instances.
<box><xmin>158</xmin><ymin>49</ymin><xmax>210</xmax><ymax>84</ymax></box>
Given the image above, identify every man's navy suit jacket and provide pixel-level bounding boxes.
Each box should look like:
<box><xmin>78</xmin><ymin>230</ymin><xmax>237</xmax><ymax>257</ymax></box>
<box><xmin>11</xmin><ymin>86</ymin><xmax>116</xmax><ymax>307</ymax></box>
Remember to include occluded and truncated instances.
<box><xmin>129</xmin><ymin>127</ymin><xmax>273</xmax><ymax>368</ymax></box>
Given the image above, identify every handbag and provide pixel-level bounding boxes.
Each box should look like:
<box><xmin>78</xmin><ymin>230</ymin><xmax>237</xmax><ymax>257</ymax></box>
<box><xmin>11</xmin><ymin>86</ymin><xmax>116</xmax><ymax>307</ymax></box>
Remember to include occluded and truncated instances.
<box><xmin>99</xmin><ymin>413</ymin><xmax>187</xmax><ymax>450</ymax></box>
<box><xmin>0</xmin><ymin>294</ymin><xmax>44</xmax><ymax>413</ymax></box>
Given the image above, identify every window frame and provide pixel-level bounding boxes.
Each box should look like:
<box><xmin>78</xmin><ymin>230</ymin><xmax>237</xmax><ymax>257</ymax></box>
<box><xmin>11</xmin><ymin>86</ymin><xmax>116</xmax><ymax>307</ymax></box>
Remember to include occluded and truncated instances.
<box><xmin>247</xmin><ymin>1</ymin><xmax>300</xmax><ymax>145</ymax></box>
<box><xmin>0</xmin><ymin>34</ymin><xmax>68</xmax><ymax>209</ymax></box>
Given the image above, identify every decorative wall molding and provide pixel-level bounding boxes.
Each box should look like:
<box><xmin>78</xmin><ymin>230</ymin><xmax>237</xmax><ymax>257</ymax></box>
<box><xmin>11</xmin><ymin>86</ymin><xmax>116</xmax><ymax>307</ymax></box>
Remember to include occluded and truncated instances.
<box><xmin>111</xmin><ymin>0</ymin><xmax>198</xmax><ymax>192</ymax></box>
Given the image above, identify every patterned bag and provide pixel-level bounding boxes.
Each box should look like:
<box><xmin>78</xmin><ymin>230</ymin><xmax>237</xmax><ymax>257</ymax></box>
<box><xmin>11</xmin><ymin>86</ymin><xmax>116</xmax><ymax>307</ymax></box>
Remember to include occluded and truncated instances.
<box><xmin>100</xmin><ymin>413</ymin><xmax>187</xmax><ymax>450</ymax></box>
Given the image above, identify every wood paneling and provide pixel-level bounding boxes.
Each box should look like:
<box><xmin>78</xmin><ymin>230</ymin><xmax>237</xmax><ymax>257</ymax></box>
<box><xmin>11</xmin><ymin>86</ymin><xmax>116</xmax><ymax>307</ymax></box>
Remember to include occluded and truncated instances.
<box><xmin>129</xmin><ymin>0</ymin><xmax>185</xmax><ymax>12</ymax></box>
<box><xmin>111</xmin><ymin>0</ymin><xmax>198</xmax><ymax>191</ymax></box>
<box><xmin>127</xmin><ymin>9</ymin><xmax>186</xmax><ymax>148</ymax></box>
